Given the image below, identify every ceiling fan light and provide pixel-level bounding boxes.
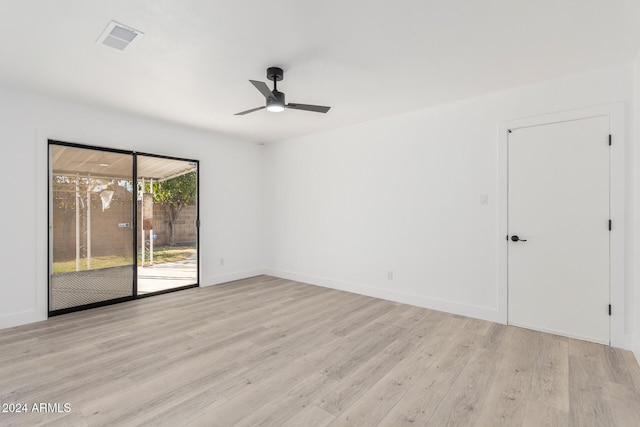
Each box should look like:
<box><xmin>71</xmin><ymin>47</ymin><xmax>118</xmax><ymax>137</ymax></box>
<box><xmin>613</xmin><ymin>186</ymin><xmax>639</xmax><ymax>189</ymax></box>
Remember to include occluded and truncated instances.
<box><xmin>266</xmin><ymin>90</ymin><xmax>285</xmax><ymax>112</ymax></box>
<box><xmin>266</xmin><ymin>103</ymin><xmax>285</xmax><ymax>112</ymax></box>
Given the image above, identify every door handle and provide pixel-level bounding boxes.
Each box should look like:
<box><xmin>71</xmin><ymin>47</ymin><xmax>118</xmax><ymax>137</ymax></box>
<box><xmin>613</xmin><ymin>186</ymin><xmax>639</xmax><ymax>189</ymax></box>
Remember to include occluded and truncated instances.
<box><xmin>511</xmin><ymin>235</ymin><xmax>527</xmax><ymax>242</ymax></box>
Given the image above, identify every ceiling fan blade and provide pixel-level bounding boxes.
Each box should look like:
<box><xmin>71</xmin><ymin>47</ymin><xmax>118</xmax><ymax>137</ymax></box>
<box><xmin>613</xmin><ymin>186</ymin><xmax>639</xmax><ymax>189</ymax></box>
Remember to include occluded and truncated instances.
<box><xmin>234</xmin><ymin>106</ymin><xmax>266</xmax><ymax>116</ymax></box>
<box><xmin>286</xmin><ymin>103</ymin><xmax>331</xmax><ymax>113</ymax></box>
<box><xmin>250</xmin><ymin>80</ymin><xmax>276</xmax><ymax>100</ymax></box>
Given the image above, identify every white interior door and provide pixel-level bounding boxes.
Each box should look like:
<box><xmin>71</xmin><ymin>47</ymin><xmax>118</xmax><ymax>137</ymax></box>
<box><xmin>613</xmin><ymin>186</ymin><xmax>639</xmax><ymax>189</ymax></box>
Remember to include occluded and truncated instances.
<box><xmin>508</xmin><ymin>116</ymin><xmax>610</xmax><ymax>344</ymax></box>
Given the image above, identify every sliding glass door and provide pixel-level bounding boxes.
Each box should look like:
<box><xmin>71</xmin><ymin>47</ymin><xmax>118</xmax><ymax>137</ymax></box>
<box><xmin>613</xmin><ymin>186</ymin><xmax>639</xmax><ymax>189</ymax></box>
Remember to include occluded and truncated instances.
<box><xmin>49</xmin><ymin>144</ymin><xmax>135</xmax><ymax>313</ymax></box>
<box><xmin>137</xmin><ymin>155</ymin><xmax>198</xmax><ymax>295</ymax></box>
<box><xmin>48</xmin><ymin>142</ymin><xmax>199</xmax><ymax>315</ymax></box>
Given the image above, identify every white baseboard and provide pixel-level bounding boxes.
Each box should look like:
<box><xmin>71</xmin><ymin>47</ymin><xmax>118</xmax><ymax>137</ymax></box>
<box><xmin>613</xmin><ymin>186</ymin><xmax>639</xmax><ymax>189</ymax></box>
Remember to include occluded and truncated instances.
<box><xmin>0</xmin><ymin>268</ymin><xmax>267</xmax><ymax>331</ymax></box>
<box><xmin>508</xmin><ymin>320</ymin><xmax>610</xmax><ymax>346</ymax></box>
<box><xmin>1</xmin><ymin>269</ymin><xmax>499</xmax><ymax>330</ymax></box>
<box><xmin>0</xmin><ymin>309</ymin><xmax>47</xmax><ymax>330</ymax></box>
<box><xmin>201</xmin><ymin>268</ymin><xmax>266</xmax><ymax>287</ymax></box>
<box><xmin>264</xmin><ymin>268</ymin><xmax>499</xmax><ymax>323</ymax></box>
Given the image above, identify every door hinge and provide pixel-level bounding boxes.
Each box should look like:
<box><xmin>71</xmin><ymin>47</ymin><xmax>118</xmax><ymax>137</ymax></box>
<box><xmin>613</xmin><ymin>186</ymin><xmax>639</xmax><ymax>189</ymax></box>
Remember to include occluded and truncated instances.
<box><xmin>609</xmin><ymin>220</ymin><xmax>612</xmax><ymax>231</ymax></box>
<box><xmin>609</xmin><ymin>304</ymin><xmax>612</xmax><ymax>316</ymax></box>
<box><xmin>609</xmin><ymin>134</ymin><xmax>612</xmax><ymax>146</ymax></box>
<box><xmin>196</xmin><ymin>219</ymin><xmax>200</xmax><ymax>228</ymax></box>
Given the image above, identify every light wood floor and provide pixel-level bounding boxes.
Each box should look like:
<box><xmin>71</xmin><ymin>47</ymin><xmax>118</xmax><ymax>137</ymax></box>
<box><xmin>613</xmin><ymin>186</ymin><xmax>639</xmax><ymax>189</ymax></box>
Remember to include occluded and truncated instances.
<box><xmin>1</xmin><ymin>276</ymin><xmax>639</xmax><ymax>426</ymax></box>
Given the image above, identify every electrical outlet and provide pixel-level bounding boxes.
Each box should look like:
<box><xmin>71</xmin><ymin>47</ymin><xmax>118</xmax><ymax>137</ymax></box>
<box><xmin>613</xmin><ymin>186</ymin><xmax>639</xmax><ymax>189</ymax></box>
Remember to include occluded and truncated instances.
<box><xmin>220</xmin><ymin>258</ymin><xmax>225</xmax><ymax>266</ymax></box>
<box><xmin>387</xmin><ymin>271</ymin><xmax>393</xmax><ymax>280</ymax></box>
<box><xmin>480</xmin><ymin>194</ymin><xmax>489</xmax><ymax>205</ymax></box>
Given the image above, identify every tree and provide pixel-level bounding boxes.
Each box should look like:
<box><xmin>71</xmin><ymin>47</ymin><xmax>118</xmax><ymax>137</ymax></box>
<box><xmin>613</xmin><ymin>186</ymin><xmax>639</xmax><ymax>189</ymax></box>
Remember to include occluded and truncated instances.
<box><xmin>150</xmin><ymin>172</ymin><xmax>197</xmax><ymax>246</ymax></box>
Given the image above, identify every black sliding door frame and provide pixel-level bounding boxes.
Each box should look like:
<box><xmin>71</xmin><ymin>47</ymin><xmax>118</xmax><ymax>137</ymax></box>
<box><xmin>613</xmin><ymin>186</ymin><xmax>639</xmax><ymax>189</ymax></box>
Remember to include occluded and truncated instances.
<box><xmin>48</xmin><ymin>140</ymin><xmax>199</xmax><ymax>316</ymax></box>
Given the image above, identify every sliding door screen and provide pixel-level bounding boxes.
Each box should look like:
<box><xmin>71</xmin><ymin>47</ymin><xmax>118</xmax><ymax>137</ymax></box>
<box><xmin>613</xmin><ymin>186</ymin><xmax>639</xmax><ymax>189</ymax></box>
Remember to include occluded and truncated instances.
<box><xmin>49</xmin><ymin>145</ymin><xmax>135</xmax><ymax>312</ymax></box>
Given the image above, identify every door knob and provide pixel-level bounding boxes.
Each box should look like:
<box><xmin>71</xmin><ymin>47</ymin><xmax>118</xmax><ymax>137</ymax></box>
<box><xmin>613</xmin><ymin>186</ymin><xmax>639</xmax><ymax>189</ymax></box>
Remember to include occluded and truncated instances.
<box><xmin>511</xmin><ymin>235</ymin><xmax>527</xmax><ymax>242</ymax></box>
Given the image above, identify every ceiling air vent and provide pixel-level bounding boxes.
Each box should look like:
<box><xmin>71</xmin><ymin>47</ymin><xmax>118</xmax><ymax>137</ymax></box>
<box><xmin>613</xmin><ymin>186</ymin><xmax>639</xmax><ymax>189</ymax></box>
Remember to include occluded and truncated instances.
<box><xmin>97</xmin><ymin>21</ymin><xmax>143</xmax><ymax>51</ymax></box>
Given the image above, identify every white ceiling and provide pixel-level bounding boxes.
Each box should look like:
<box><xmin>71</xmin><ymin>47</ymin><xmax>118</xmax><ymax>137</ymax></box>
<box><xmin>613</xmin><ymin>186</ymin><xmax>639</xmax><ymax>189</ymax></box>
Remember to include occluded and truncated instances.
<box><xmin>1</xmin><ymin>0</ymin><xmax>639</xmax><ymax>142</ymax></box>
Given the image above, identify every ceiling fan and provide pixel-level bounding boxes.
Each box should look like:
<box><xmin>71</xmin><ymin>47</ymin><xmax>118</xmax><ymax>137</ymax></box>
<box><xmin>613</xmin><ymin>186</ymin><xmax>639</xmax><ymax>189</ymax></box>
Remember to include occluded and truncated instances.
<box><xmin>235</xmin><ymin>67</ymin><xmax>331</xmax><ymax>115</ymax></box>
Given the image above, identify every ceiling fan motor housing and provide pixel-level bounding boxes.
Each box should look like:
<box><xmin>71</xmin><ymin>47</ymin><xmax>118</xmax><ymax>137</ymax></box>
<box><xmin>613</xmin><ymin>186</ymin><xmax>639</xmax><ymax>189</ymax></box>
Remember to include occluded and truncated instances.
<box><xmin>267</xmin><ymin>90</ymin><xmax>285</xmax><ymax>111</ymax></box>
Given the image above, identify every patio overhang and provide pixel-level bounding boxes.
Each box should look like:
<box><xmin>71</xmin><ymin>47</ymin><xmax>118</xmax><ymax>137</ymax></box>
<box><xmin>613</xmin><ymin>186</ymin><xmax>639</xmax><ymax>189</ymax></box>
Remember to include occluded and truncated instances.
<box><xmin>51</xmin><ymin>145</ymin><xmax>197</xmax><ymax>181</ymax></box>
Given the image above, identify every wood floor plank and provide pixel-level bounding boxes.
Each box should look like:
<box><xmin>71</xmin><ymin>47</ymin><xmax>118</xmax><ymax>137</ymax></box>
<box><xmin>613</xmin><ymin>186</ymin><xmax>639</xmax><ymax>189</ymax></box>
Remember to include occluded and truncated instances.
<box><xmin>327</xmin><ymin>317</ymin><xmax>453</xmax><ymax>426</ymax></box>
<box><xmin>479</xmin><ymin>322</ymin><xmax>509</xmax><ymax>351</ymax></box>
<box><xmin>377</xmin><ymin>318</ymin><xmax>481</xmax><ymax>426</ymax></box>
<box><xmin>568</xmin><ymin>347</ymin><xmax>617</xmax><ymax>427</ymax></box>
<box><xmin>606</xmin><ymin>380</ymin><xmax>640</xmax><ymax>426</ymax></box>
<box><xmin>314</xmin><ymin>326</ymin><xmax>412</xmax><ymax>416</ymax></box>
<box><xmin>281</xmin><ymin>404</ymin><xmax>336</xmax><ymax>427</ymax></box>
<box><xmin>0</xmin><ymin>275</ymin><xmax>638</xmax><ymax>427</ymax></box>
<box><xmin>621</xmin><ymin>350</ymin><xmax>640</xmax><ymax>392</ymax></box>
<box><xmin>602</xmin><ymin>346</ymin><xmax>635</xmax><ymax>387</ymax></box>
<box><xmin>522</xmin><ymin>401</ymin><xmax>569</xmax><ymax>427</ymax></box>
<box><xmin>0</xmin><ymin>410</ymin><xmax>89</xmax><ymax>427</ymax></box>
<box><xmin>529</xmin><ymin>333</ymin><xmax>570</xmax><ymax>413</ymax></box>
<box><xmin>235</xmin><ymin>398</ymin><xmax>337</xmax><ymax>427</ymax></box>
<box><xmin>188</xmin><ymin>323</ymin><xmax>406</xmax><ymax>425</ymax></box>
<box><xmin>377</xmin><ymin>388</ymin><xmax>447</xmax><ymax>426</ymax></box>
<box><xmin>428</xmin><ymin>347</ymin><xmax>503</xmax><ymax>426</ymax></box>
<box><xmin>473</xmin><ymin>327</ymin><xmax>544</xmax><ymax>426</ymax></box>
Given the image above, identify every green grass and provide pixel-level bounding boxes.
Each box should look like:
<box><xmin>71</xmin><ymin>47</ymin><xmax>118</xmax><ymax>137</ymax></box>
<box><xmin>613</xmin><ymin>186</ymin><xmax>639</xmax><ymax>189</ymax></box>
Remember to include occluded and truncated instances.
<box><xmin>139</xmin><ymin>246</ymin><xmax>195</xmax><ymax>265</ymax></box>
<box><xmin>52</xmin><ymin>246</ymin><xmax>196</xmax><ymax>274</ymax></box>
<box><xmin>52</xmin><ymin>255</ymin><xmax>132</xmax><ymax>274</ymax></box>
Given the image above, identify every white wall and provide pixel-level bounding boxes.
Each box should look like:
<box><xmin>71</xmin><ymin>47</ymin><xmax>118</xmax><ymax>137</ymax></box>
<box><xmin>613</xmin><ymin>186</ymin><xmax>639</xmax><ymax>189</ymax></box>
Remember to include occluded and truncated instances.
<box><xmin>264</xmin><ymin>65</ymin><xmax>634</xmax><ymax>347</ymax></box>
<box><xmin>0</xmin><ymin>86</ymin><xmax>264</xmax><ymax>329</ymax></box>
